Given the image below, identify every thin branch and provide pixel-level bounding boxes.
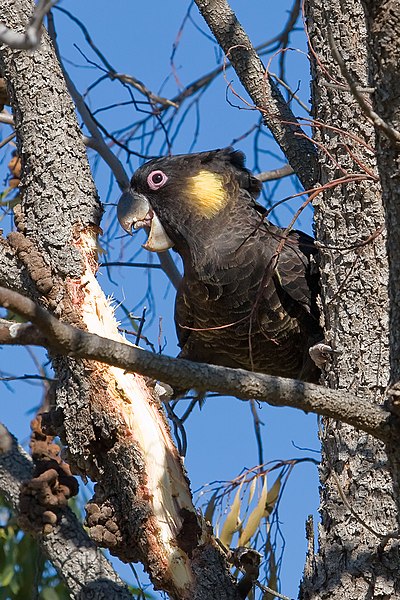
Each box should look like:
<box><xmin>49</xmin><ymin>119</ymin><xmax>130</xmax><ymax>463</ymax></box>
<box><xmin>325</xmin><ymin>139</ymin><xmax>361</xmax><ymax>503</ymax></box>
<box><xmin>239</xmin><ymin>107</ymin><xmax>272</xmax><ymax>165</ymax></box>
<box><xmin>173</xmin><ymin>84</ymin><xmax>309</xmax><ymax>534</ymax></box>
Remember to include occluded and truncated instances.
<box><xmin>250</xmin><ymin>399</ymin><xmax>264</xmax><ymax>465</ymax></box>
<box><xmin>0</xmin><ymin>130</ymin><xmax>16</xmax><ymax>149</ymax></box>
<box><xmin>0</xmin><ymin>287</ymin><xmax>393</xmax><ymax>442</ymax></box>
<box><xmin>55</xmin><ymin>6</ymin><xmax>177</xmax><ymax>109</ymax></box>
<box><xmin>157</xmin><ymin>252</ymin><xmax>182</xmax><ymax>290</ymax></box>
<box><xmin>0</xmin><ymin>0</ymin><xmax>56</xmax><ymax>50</ymax></box>
<box><xmin>269</xmin><ymin>71</ymin><xmax>311</xmax><ymax>114</ymax></box>
<box><xmin>100</xmin><ymin>261</ymin><xmax>163</xmax><ymax>269</ymax></box>
<box><xmin>0</xmin><ymin>111</ymin><xmax>14</xmax><ymax>125</ymax></box>
<box><xmin>320</xmin><ymin>80</ymin><xmax>375</xmax><ymax>94</ymax></box>
<box><xmin>47</xmin><ymin>13</ymin><xmax>182</xmax><ymax>290</ymax></box>
<box><xmin>47</xmin><ymin>12</ymin><xmax>129</xmax><ymax>190</ymax></box>
<box><xmin>169</xmin><ymin>0</ymin><xmax>301</xmax><ymax>111</ymax></box>
<box><xmin>194</xmin><ymin>0</ymin><xmax>318</xmax><ymax>190</ymax></box>
<box><xmin>256</xmin><ymin>164</ymin><xmax>294</xmax><ymax>182</ymax></box>
<box><xmin>0</xmin><ymin>423</ymin><xmax>133</xmax><ymax>599</ymax></box>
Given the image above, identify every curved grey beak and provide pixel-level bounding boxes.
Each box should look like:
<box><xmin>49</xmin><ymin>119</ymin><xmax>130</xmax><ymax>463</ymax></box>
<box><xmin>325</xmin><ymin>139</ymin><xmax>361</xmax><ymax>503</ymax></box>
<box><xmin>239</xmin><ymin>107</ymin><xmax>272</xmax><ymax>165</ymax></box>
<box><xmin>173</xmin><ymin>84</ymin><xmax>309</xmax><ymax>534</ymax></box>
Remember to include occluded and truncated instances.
<box><xmin>117</xmin><ymin>190</ymin><xmax>174</xmax><ymax>252</ymax></box>
<box><xmin>117</xmin><ymin>191</ymin><xmax>150</xmax><ymax>234</ymax></box>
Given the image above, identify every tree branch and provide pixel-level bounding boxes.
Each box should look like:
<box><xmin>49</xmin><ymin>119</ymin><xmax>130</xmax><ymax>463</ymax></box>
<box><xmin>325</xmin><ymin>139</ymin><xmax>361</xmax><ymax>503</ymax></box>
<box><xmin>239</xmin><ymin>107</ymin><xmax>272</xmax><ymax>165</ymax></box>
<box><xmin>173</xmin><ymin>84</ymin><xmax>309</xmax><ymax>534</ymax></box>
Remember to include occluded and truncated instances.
<box><xmin>0</xmin><ymin>111</ymin><xmax>14</xmax><ymax>125</ymax></box>
<box><xmin>0</xmin><ymin>423</ymin><xmax>133</xmax><ymax>599</ymax></box>
<box><xmin>0</xmin><ymin>0</ymin><xmax>56</xmax><ymax>50</ymax></box>
<box><xmin>54</xmin><ymin>5</ymin><xmax>178</xmax><ymax>109</ymax></box>
<box><xmin>193</xmin><ymin>0</ymin><xmax>318</xmax><ymax>190</ymax></box>
<box><xmin>47</xmin><ymin>12</ymin><xmax>182</xmax><ymax>290</ymax></box>
<box><xmin>0</xmin><ymin>287</ymin><xmax>393</xmax><ymax>442</ymax></box>
<box><xmin>256</xmin><ymin>163</ymin><xmax>294</xmax><ymax>182</ymax></box>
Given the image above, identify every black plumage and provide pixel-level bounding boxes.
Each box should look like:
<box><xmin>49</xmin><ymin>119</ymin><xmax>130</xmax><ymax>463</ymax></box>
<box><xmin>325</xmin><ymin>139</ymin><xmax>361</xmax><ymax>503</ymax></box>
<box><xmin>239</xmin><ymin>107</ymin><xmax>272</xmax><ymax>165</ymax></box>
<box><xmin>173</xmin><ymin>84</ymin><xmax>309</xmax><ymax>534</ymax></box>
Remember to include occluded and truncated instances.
<box><xmin>117</xmin><ymin>148</ymin><xmax>323</xmax><ymax>382</ymax></box>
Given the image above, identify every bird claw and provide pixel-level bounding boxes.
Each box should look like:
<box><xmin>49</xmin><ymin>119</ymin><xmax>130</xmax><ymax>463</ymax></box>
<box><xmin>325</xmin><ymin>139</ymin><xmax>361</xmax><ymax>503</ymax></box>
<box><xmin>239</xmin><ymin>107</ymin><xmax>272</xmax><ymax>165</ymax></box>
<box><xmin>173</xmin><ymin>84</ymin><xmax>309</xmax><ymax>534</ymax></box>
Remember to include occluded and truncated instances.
<box><xmin>309</xmin><ymin>342</ymin><xmax>338</xmax><ymax>368</ymax></box>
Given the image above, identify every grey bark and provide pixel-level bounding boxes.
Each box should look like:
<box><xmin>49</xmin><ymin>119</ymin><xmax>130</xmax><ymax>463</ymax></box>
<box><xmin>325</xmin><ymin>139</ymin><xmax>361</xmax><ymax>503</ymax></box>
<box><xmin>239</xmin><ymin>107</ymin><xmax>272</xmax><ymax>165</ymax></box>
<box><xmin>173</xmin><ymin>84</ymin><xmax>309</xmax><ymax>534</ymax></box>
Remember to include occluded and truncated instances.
<box><xmin>0</xmin><ymin>239</ymin><xmax>27</xmax><ymax>293</ymax></box>
<box><xmin>0</xmin><ymin>425</ymin><xmax>132</xmax><ymax>599</ymax></box>
<box><xmin>194</xmin><ymin>0</ymin><xmax>318</xmax><ymax>191</ymax></box>
<box><xmin>301</xmin><ymin>1</ymin><xmax>400</xmax><ymax>599</ymax></box>
<box><xmin>0</xmin><ymin>0</ymin><xmax>104</xmax><ymax>503</ymax></box>
<box><xmin>0</xmin><ymin>2</ymin><xmax>241</xmax><ymax>599</ymax></box>
<box><xmin>0</xmin><ymin>293</ymin><xmax>393</xmax><ymax>443</ymax></box>
<box><xmin>361</xmin><ymin>0</ymin><xmax>400</xmax><ymax>383</ymax></box>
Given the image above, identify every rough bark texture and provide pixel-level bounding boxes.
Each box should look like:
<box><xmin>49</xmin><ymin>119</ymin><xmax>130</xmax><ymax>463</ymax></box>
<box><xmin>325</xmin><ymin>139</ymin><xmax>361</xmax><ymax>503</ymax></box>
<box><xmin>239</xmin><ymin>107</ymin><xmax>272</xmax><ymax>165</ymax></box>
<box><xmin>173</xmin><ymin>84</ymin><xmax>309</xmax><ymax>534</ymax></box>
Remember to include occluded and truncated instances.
<box><xmin>0</xmin><ymin>238</ymin><xmax>28</xmax><ymax>293</ymax></box>
<box><xmin>0</xmin><ymin>293</ymin><xmax>393</xmax><ymax>443</ymax></box>
<box><xmin>301</xmin><ymin>1</ymin><xmax>400</xmax><ymax>599</ymax></box>
<box><xmin>0</xmin><ymin>0</ymin><xmax>102</xmax><ymax>475</ymax></box>
<box><xmin>0</xmin><ymin>427</ymin><xmax>132</xmax><ymax>599</ymax></box>
<box><xmin>361</xmin><ymin>1</ymin><xmax>400</xmax><ymax>383</ymax></box>
<box><xmin>0</xmin><ymin>2</ymin><xmax>241</xmax><ymax>598</ymax></box>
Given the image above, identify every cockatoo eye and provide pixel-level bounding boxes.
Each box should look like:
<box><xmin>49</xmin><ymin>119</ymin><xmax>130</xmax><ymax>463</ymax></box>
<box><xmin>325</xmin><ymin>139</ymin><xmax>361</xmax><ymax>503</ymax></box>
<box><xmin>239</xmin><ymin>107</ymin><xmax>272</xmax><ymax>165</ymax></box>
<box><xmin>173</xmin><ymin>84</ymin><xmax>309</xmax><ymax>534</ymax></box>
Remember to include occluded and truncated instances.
<box><xmin>147</xmin><ymin>170</ymin><xmax>168</xmax><ymax>190</ymax></box>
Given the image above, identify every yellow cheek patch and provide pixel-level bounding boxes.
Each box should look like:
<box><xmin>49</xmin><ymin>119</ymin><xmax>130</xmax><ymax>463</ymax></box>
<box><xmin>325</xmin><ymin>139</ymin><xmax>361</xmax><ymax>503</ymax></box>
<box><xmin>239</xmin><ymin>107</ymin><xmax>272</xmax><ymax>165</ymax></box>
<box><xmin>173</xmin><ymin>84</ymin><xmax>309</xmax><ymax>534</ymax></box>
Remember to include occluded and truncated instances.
<box><xmin>186</xmin><ymin>170</ymin><xmax>227</xmax><ymax>217</ymax></box>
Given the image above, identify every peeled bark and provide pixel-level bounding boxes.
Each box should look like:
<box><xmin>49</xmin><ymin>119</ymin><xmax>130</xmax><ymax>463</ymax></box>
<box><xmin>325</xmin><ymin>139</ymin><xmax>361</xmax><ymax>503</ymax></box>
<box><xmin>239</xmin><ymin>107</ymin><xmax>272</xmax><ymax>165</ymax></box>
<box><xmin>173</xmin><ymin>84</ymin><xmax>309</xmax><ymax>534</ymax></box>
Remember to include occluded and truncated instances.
<box><xmin>301</xmin><ymin>1</ymin><xmax>400</xmax><ymax>598</ymax></box>
<box><xmin>0</xmin><ymin>2</ymin><xmax>240</xmax><ymax>598</ymax></box>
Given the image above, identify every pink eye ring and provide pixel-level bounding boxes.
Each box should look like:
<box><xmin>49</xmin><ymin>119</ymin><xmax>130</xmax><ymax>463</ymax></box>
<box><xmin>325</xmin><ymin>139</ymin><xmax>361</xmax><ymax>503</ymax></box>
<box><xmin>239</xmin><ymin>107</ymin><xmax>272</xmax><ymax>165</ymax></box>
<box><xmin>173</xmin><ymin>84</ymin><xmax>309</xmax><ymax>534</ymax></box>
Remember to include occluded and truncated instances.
<box><xmin>147</xmin><ymin>170</ymin><xmax>168</xmax><ymax>190</ymax></box>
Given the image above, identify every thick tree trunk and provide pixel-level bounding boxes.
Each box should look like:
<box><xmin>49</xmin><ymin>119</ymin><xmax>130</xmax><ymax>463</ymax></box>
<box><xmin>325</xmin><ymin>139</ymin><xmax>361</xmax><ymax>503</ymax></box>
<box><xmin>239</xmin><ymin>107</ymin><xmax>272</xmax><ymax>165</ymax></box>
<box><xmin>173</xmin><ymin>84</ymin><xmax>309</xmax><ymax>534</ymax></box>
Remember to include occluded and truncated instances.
<box><xmin>361</xmin><ymin>1</ymin><xmax>400</xmax><ymax>383</ymax></box>
<box><xmin>301</xmin><ymin>1</ymin><xmax>400</xmax><ymax>598</ymax></box>
<box><xmin>0</xmin><ymin>2</ymin><xmax>241</xmax><ymax>598</ymax></box>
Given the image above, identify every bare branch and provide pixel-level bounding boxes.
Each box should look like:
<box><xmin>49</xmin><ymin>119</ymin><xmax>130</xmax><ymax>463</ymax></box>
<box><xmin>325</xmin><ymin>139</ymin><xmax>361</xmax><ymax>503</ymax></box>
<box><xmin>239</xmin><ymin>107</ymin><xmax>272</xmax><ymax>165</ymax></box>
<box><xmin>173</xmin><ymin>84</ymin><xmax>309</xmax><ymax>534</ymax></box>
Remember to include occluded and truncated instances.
<box><xmin>0</xmin><ymin>287</ymin><xmax>393</xmax><ymax>442</ymax></box>
<box><xmin>0</xmin><ymin>130</ymin><xmax>15</xmax><ymax>148</ymax></box>
<box><xmin>0</xmin><ymin>318</ymin><xmax>47</xmax><ymax>346</ymax></box>
<box><xmin>0</xmin><ymin>111</ymin><xmax>14</xmax><ymax>125</ymax></box>
<box><xmin>47</xmin><ymin>13</ymin><xmax>129</xmax><ymax>191</ymax></box>
<box><xmin>100</xmin><ymin>261</ymin><xmax>163</xmax><ymax>269</ymax></box>
<box><xmin>169</xmin><ymin>0</ymin><xmax>301</xmax><ymax>110</ymax></box>
<box><xmin>55</xmin><ymin>6</ymin><xmax>178</xmax><ymax>109</ymax></box>
<box><xmin>0</xmin><ymin>0</ymin><xmax>56</xmax><ymax>50</ymax></box>
<box><xmin>193</xmin><ymin>0</ymin><xmax>318</xmax><ymax>190</ymax></box>
<box><xmin>256</xmin><ymin>164</ymin><xmax>294</xmax><ymax>182</ymax></box>
<box><xmin>157</xmin><ymin>252</ymin><xmax>182</xmax><ymax>290</ymax></box>
<box><xmin>0</xmin><ymin>423</ymin><xmax>133</xmax><ymax>599</ymax></box>
<box><xmin>269</xmin><ymin>71</ymin><xmax>311</xmax><ymax>114</ymax></box>
<box><xmin>47</xmin><ymin>14</ymin><xmax>182</xmax><ymax>290</ymax></box>
<box><xmin>320</xmin><ymin>80</ymin><xmax>375</xmax><ymax>94</ymax></box>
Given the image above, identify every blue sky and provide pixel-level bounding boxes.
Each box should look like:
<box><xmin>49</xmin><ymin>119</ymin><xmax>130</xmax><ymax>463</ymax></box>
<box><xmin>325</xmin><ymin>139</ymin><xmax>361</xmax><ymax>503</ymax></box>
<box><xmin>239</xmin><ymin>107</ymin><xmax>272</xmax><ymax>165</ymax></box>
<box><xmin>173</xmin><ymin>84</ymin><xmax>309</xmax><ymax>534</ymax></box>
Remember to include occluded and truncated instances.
<box><xmin>0</xmin><ymin>2</ymin><xmax>321</xmax><ymax>598</ymax></box>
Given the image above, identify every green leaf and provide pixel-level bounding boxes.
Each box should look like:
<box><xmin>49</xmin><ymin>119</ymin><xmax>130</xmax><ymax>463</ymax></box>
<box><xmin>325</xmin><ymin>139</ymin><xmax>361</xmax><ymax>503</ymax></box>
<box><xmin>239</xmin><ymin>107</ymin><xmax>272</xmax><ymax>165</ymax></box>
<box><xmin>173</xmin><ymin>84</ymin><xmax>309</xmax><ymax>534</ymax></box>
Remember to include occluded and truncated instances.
<box><xmin>0</xmin><ymin>562</ymin><xmax>16</xmax><ymax>586</ymax></box>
